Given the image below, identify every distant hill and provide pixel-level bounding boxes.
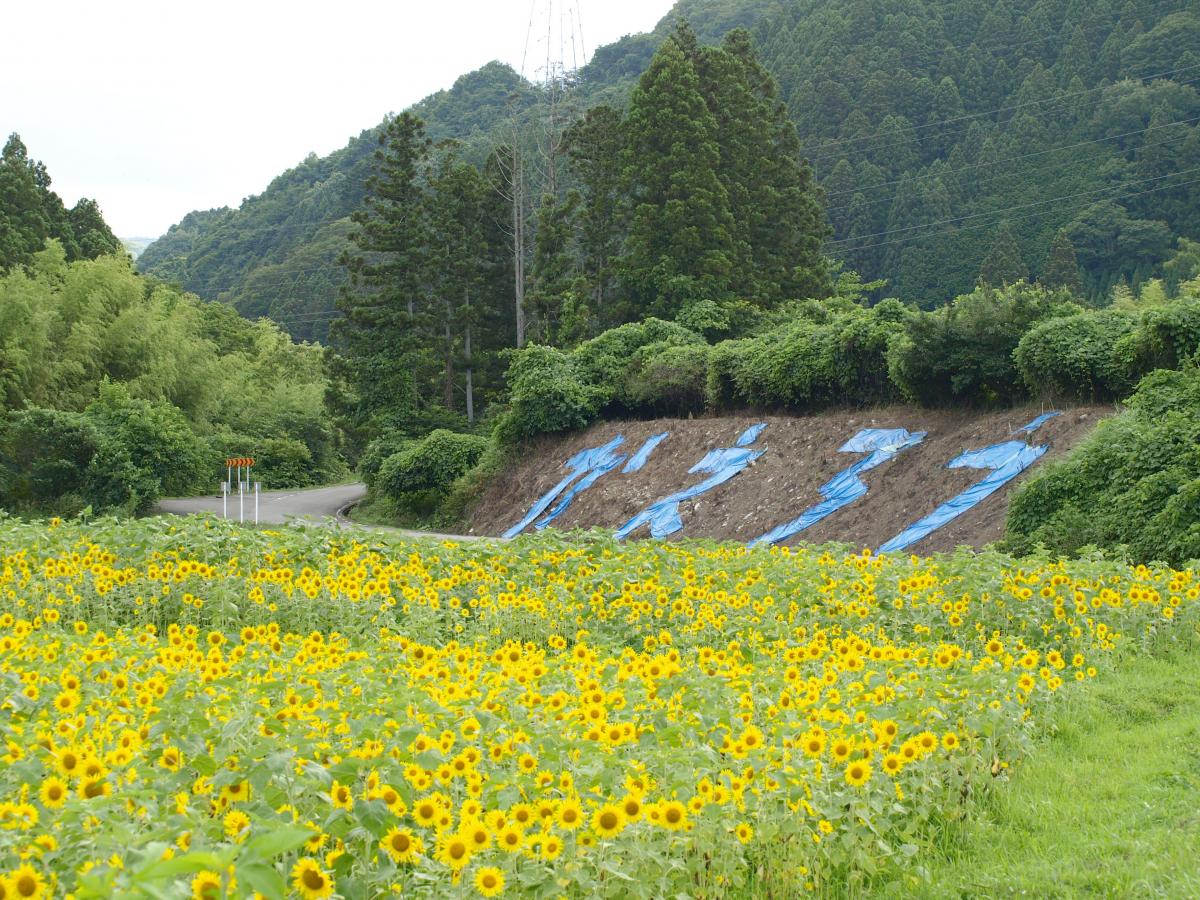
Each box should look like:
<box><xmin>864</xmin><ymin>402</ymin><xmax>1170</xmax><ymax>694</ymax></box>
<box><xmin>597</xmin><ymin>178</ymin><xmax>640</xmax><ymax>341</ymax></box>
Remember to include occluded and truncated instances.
<box><xmin>121</xmin><ymin>236</ymin><xmax>157</xmax><ymax>259</ymax></box>
<box><xmin>138</xmin><ymin>0</ymin><xmax>1200</xmax><ymax>338</ymax></box>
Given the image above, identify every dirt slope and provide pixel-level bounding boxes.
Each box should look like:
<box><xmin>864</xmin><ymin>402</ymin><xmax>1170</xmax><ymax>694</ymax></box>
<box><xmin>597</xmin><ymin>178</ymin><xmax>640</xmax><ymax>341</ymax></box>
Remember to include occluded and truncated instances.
<box><xmin>469</xmin><ymin>404</ymin><xmax>1110</xmax><ymax>554</ymax></box>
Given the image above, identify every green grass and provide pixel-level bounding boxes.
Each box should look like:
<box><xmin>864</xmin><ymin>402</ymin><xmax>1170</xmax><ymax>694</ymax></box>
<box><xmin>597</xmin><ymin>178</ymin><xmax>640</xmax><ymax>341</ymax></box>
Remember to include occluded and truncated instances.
<box><xmin>909</xmin><ymin>633</ymin><xmax>1200</xmax><ymax>899</ymax></box>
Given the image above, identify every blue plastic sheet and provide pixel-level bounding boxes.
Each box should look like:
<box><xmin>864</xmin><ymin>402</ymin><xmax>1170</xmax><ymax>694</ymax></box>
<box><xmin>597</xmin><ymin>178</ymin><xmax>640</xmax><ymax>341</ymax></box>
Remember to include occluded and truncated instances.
<box><xmin>616</xmin><ymin>425</ymin><xmax>767</xmax><ymax>540</ymax></box>
<box><xmin>622</xmin><ymin>432</ymin><xmax>669</xmax><ymax>474</ymax></box>
<box><xmin>503</xmin><ymin>436</ymin><xmax>626</xmax><ymax>538</ymax></box>
<box><xmin>878</xmin><ymin>419</ymin><xmax>1053</xmax><ymax>553</ymax></box>
<box><xmin>736</xmin><ymin>423</ymin><xmax>767</xmax><ymax>447</ymax></box>
<box><xmin>750</xmin><ymin>428</ymin><xmax>926</xmax><ymax>547</ymax></box>
<box><xmin>1013</xmin><ymin>411</ymin><xmax>1060</xmax><ymax>434</ymax></box>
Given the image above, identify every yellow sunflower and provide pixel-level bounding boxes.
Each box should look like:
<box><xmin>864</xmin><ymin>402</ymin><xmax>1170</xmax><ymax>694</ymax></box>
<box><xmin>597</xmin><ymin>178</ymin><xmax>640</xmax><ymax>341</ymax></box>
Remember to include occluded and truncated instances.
<box><xmin>8</xmin><ymin>865</ymin><xmax>46</xmax><ymax>900</ymax></box>
<box><xmin>380</xmin><ymin>827</ymin><xmax>423</xmax><ymax>864</ymax></box>
<box><xmin>844</xmin><ymin>760</ymin><xmax>872</xmax><ymax>788</ymax></box>
<box><xmin>591</xmin><ymin>803</ymin><xmax>625</xmax><ymax>839</ymax></box>
<box><xmin>291</xmin><ymin>858</ymin><xmax>334</xmax><ymax>900</ymax></box>
<box><xmin>659</xmin><ymin>800</ymin><xmax>688</xmax><ymax>831</ymax></box>
<box><xmin>557</xmin><ymin>798</ymin><xmax>584</xmax><ymax>830</ymax></box>
<box><xmin>437</xmin><ymin>832</ymin><xmax>473</xmax><ymax>871</ymax></box>
<box><xmin>474</xmin><ymin>866</ymin><xmax>506</xmax><ymax>897</ymax></box>
<box><xmin>38</xmin><ymin>777</ymin><xmax>68</xmax><ymax>809</ymax></box>
<box><xmin>190</xmin><ymin>870</ymin><xmax>222</xmax><ymax>900</ymax></box>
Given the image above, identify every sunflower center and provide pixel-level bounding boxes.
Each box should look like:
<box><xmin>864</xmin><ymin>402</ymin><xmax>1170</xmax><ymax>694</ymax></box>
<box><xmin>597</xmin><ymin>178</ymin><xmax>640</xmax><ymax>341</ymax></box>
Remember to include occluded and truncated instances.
<box><xmin>302</xmin><ymin>869</ymin><xmax>325</xmax><ymax>890</ymax></box>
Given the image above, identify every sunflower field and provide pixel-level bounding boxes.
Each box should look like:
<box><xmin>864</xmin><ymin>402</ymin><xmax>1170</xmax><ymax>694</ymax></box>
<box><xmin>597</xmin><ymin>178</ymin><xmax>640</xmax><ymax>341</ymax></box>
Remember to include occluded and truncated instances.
<box><xmin>0</xmin><ymin>515</ymin><xmax>1196</xmax><ymax>898</ymax></box>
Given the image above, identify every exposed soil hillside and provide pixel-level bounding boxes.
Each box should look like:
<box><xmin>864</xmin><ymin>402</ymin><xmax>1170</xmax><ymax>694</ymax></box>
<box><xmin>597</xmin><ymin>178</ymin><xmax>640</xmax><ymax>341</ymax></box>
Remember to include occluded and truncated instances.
<box><xmin>468</xmin><ymin>404</ymin><xmax>1111</xmax><ymax>554</ymax></box>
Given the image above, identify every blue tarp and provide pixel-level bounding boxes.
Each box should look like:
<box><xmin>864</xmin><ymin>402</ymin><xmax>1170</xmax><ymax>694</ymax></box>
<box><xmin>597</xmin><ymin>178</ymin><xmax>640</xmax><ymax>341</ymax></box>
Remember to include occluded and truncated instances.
<box><xmin>750</xmin><ymin>428</ymin><xmax>926</xmax><ymax>547</ymax></box>
<box><xmin>736</xmin><ymin>423</ymin><xmax>768</xmax><ymax>447</ymax></box>
<box><xmin>615</xmin><ymin>424</ymin><xmax>767</xmax><ymax>540</ymax></box>
<box><xmin>622</xmin><ymin>432</ymin><xmax>669</xmax><ymax>474</ymax></box>
<box><xmin>503</xmin><ymin>436</ymin><xmax>626</xmax><ymax>538</ymax></box>
<box><xmin>878</xmin><ymin>415</ymin><xmax>1057</xmax><ymax>553</ymax></box>
<box><xmin>534</xmin><ymin>450</ymin><xmax>626</xmax><ymax>530</ymax></box>
<box><xmin>1013</xmin><ymin>411</ymin><xmax>1060</xmax><ymax>434</ymax></box>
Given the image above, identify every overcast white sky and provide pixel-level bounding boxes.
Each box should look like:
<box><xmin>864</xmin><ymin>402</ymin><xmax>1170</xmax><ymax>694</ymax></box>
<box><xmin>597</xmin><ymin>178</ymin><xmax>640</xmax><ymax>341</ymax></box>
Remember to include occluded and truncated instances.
<box><xmin>3</xmin><ymin>0</ymin><xmax>676</xmax><ymax>238</ymax></box>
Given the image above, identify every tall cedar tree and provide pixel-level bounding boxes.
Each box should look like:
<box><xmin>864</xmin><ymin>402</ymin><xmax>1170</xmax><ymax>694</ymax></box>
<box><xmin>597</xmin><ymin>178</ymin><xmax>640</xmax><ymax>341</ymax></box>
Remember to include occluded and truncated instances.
<box><xmin>427</xmin><ymin>149</ymin><xmax>496</xmax><ymax>423</ymax></box>
<box><xmin>528</xmin><ymin>190</ymin><xmax>584</xmax><ymax>345</ymax></box>
<box><xmin>1042</xmin><ymin>229</ymin><xmax>1084</xmax><ymax>296</ymax></box>
<box><xmin>333</xmin><ymin>113</ymin><xmax>432</xmax><ymax>432</ymax></box>
<box><xmin>688</xmin><ymin>27</ymin><xmax>830</xmax><ymax>304</ymax></box>
<box><xmin>621</xmin><ymin>34</ymin><xmax>738</xmax><ymax>319</ymax></box>
<box><xmin>564</xmin><ymin>105</ymin><xmax>628</xmax><ymax>329</ymax></box>
<box><xmin>979</xmin><ymin>223</ymin><xmax>1028</xmax><ymax>287</ymax></box>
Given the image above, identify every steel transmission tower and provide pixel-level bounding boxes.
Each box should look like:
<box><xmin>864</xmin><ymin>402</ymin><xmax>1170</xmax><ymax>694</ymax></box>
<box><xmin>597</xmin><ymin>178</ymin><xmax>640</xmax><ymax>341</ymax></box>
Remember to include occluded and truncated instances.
<box><xmin>502</xmin><ymin>0</ymin><xmax>588</xmax><ymax>347</ymax></box>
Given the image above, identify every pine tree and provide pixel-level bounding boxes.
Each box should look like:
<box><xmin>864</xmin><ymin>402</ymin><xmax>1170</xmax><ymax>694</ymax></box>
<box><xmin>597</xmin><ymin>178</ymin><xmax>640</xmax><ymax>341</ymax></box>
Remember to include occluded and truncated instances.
<box><xmin>978</xmin><ymin>223</ymin><xmax>1028</xmax><ymax>287</ymax></box>
<box><xmin>621</xmin><ymin>33</ymin><xmax>737</xmax><ymax>319</ymax></box>
<box><xmin>332</xmin><ymin>113</ymin><xmax>432</xmax><ymax>433</ymax></box>
<box><xmin>1041</xmin><ymin>230</ymin><xmax>1083</xmax><ymax>296</ymax></box>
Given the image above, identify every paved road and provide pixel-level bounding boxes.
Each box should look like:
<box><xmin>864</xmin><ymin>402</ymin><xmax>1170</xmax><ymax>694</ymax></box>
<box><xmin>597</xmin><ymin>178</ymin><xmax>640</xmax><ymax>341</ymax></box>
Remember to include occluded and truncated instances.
<box><xmin>156</xmin><ymin>483</ymin><xmax>367</xmax><ymax>525</ymax></box>
<box><xmin>155</xmin><ymin>483</ymin><xmax>493</xmax><ymax>542</ymax></box>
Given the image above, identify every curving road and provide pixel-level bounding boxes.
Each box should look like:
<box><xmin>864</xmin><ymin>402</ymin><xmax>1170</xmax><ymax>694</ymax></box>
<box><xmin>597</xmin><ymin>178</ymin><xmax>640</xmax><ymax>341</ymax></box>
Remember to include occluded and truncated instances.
<box><xmin>155</xmin><ymin>483</ymin><xmax>367</xmax><ymax>525</ymax></box>
<box><xmin>154</xmin><ymin>483</ymin><xmax>491</xmax><ymax>542</ymax></box>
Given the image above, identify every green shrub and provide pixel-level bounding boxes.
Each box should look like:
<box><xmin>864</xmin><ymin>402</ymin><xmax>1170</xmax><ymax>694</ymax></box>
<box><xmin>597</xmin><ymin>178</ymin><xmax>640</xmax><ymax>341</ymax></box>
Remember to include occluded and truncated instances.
<box><xmin>358</xmin><ymin>433</ymin><xmax>413</xmax><ymax>487</ymax></box>
<box><xmin>622</xmin><ymin>342</ymin><xmax>710</xmax><ymax>415</ymax></box>
<box><xmin>496</xmin><ymin>345</ymin><xmax>601</xmax><ymax>442</ymax></box>
<box><xmin>85</xmin><ymin>381</ymin><xmax>210</xmax><ymax>500</ymax></box>
<box><xmin>705</xmin><ymin>302</ymin><xmax>906</xmax><ymax>411</ymax></box>
<box><xmin>378</xmin><ymin>429</ymin><xmax>489</xmax><ymax>499</ymax></box>
<box><xmin>437</xmin><ymin>440</ymin><xmax>512</xmax><ymax>528</ymax></box>
<box><xmin>250</xmin><ymin>438</ymin><xmax>317</xmax><ymax>489</ymax></box>
<box><xmin>1125</xmin><ymin>297</ymin><xmax>1200</xmax><ymax>376</ymax></box>
<box><xmin>1005</xmin><ymin>366</ymin><xmax>1200</xmax><ymax>566</ymax></box>
<box><xmin>572</xmin><ymin>318</ymin><xmax>704</xmax><ymax>411</ymax></box>
<box><xmin>0</xmin><ymin>408</ymin><xmax>103</xmax><ymax>514</ymax></box>
<box><xmin>1014</xmin><ymin>310</ymin><xmax>1137</xmax><ymax>400</ymax></box>
<box><xmin>888</xmin><ymin>282</ymin><xmax>1075</xmax><ymax>406</ymax></box>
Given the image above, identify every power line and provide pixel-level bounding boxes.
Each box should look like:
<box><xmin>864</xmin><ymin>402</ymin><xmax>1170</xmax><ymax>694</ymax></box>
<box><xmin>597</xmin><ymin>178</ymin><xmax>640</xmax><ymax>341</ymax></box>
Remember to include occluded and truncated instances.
<box><xmin>829</xmin><ymin>172</ymin><xmax>1200</xmax><ymax>256</ymax></box>
<box><xmin>796</xmin><ymin>61</ymin><xmax>1200</xmax><ymax>161</ymax></box>
<box><xmin>824</xmin><ymin>125</ymin><xmax>1197</xmax><ymax>215</ymax></box>
<box><xmin>248</xmin><ymin>173</ymin><xmax>1200</xmax><ymax>331</ymax></box>
<box><xmin>822</xmin><ymin>113</ymin><xmax>1200</xmax><ymax>201</ymax></box>
<box><xmin>827</xmin><ymin>166</ymin><xmax>1200</xmax><ymax>247</ymax></box>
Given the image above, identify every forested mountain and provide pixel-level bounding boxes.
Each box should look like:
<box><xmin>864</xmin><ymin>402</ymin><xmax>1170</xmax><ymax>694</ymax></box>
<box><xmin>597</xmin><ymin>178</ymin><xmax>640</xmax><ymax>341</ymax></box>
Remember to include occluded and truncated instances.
<box><xmin>136</xmin><ymin>63</ymin><xmax>541</xmax><ymax>341</ymax></box>
<box><xmin>761</xmin><ymin>0</ymin><xmax>1200</xmax><ymax>304</ymax></box>
<box><xmin>139</xmin><ymin>0</ymin><xmax>1200</xmax><ymax>337</ymax></box>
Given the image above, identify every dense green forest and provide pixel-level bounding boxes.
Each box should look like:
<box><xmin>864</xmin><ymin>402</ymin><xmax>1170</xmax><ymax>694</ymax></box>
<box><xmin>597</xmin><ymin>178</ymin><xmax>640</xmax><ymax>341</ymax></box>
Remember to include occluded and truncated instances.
<box><xmin>139</xmin><ymin>0</ymin><xmax>1200</xmax><ymax>336</ymax></box>
<box><xmin>0</xmin><ymin>140</ymin><xmax>344</xmax><ymax>515</ymax></box>
<box><xmin>0</xmin><ymin>134</ymin><xmax>122</xmax><ymax>269</ymax></box>
<box><xmin>329</xmin><ymin>23</ymin><xmax>827</xmax><ymax>454</ymax></box>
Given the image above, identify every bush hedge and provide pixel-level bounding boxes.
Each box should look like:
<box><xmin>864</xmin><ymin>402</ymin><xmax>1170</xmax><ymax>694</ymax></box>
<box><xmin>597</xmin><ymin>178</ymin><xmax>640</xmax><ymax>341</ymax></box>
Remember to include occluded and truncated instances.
<box><xmin>1005</xmin><ymin>365</ymin><xmax>1200</xmax><ymax>566</ymax></box>
<box><xmin>493</xmin><ymin>281</ymin><xmax>1200</xmax><ymax>449</ymax></box>
<box><xmin>1014</xmin><ymin>310</ymin><xmax>1138</xmax><ymax>401</ymax></box>
<box><xmin>377</xmin><ymin>429</ymin><xmax>490</xmax><ymax>500</ymax></box>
